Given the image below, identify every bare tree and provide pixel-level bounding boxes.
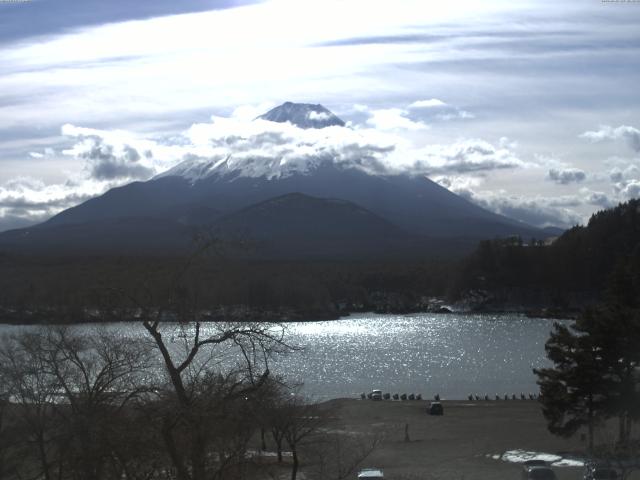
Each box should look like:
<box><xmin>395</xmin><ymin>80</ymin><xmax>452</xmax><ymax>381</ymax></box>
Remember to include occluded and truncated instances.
<box><xmin>108</xmin><ymin>241</ymin><xmax>296</xmax><ymax>480</ymax></box>
<box><xmin>0</xmin><ymin>364</ymin><xmax>20</xmax><ymax>480</ymax></box>
<box><xmin>0</xmin><ymin>328</ymin><xmax>152</xmax><ymax>480</ymax></box>
<box><xmin>306</xmin><ymin>429</ymin><xmax>384</xmax><ymax>480</ymax></box>
<box><xmin>264</xmin><ymin>387</ymin><xmax>332</xmax><ymax>480</ymax></box>
<box><xmin>40</xmin><ymin>328</ymin><xmax>151</xmax><ymax>480</ymax></box>
<box><xmin>0</xmin><ymin>331</ymin><xmax>64</xmax><ymax>480</ymax></box>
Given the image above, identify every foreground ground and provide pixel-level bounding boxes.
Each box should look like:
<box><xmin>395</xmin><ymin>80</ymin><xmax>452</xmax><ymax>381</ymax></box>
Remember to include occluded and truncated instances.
<box><xmin>316</xmin><ymin>398</ymin><xmax>639</xmax><ymax>480</ymax></box>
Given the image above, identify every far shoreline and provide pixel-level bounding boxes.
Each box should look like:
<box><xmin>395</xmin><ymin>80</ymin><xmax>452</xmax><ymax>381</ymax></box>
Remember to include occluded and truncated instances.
<box><xmin>0</xmin><ymin>307</ymin><xmax>577</xmax><ymax>326</ymax></box>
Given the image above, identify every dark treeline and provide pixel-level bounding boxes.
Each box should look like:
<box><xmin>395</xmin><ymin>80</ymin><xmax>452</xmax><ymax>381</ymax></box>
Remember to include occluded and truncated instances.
<box><xmin>1</xmin><ymin>199</ymin><xmax>639</xmax><ymax>323</ymax></box>
<box><xmin>452</xmin><ymin>199</ymin><xmax>640</xmax><ymax>313</ymax></box>
<box><xmin>0</xmin><ymin>255</ymin><xmax>454</xmax><ymax>323</ymax></box>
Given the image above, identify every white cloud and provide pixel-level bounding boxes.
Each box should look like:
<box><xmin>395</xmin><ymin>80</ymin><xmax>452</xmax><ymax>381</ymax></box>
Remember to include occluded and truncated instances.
<box><xmin>408</xmin><ymin>98</ymin><xmax>447</xmax><ymax>109</ymax></box>
<box><xmin>410</xmin><ymin>139</ymin><xmax>526</xmax><ymax>175</ymax></box>
<box><xmin>499</xmin><ymin>137</ymin><xmax>519</xmax><ymax>150</ymax></box>
<box><xmin>307</xmin><ymin>111</ymin><xmax>331</xmax><ymax>121</ymax></box>
<box><xmin>581</xmin><ymin>189</ymin><xmax>614</xmax><ymax>208</ymax></box>
<box><xmin>452</xmin><ymin>187</ymin><xmax>584</xmax><ymax>228</ymax></box>
<box><xmin>168</xmin><ymin>113</ymin><xmax>525</xmax><ymax>179</ymax></box>
<box><xmin>0</xmin><ymin>105</ymin><xmax>533</xmax><ymax>230</ymax></box>
<box><xmin>365</xmin><ymin>108</ymin><xmax>429</xmax><ymax>131</ymax></box>
<box><xmin>0</xmin><ymin>176</ymin><xmax>97</xmax><ymax>230</ymax></box>
<box><xmin>28</xmin><ymin>147</ymin><xmax>55</xmax><ymax>160</ymax></box>
<box><xmin>619</xmin><ymin>181</ymin><xmax>640</xmax><ymax>201</ymax></box>
<box><xmin>431</xmin><ymin>175</ymin><xmax>482</xmax><ymax>192</ymax></box>
<box><xmin>231</xmin><ymin>103</ymin><xmax>276</xmax><ymax>120</ymax></box>
<box><xmin>609</xmin><ymin>164</ymin><xmax>639</xmax><ymax>184</ymax></box>
<box><xmin>603</xmin><ymin>162</ymin><xmax>640</xmax><ymax>201</ymax></box>
<box><xmin>435</xmin><ymin>110</ymin><xmax>474</xmax><ymax>120</ymax></box>
<box><xmin>0</xmin><ymin>125</ymin><xmax>182</xmax><ymax>231</ymax></box>
<box><xmin>6</xmin><ymin>102</ymin><xmax>631</xmax><ymax>234</ymax></box>
<box><xmin>407</xmin><ymin>98</ymin><xmax>474</xmax><ymax>121</ymax></box>
<box><xmin>580</xmin><ymin>125</ymin><xmax>640</xmax><ymax>152</ymax></box>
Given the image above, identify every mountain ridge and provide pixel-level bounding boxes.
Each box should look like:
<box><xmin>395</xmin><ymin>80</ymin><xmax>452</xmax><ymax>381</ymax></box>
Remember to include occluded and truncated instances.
<box><xmin>0</xmin><ymin>102</ymin><xmax>555</xmax><ymax>258</ymax></box>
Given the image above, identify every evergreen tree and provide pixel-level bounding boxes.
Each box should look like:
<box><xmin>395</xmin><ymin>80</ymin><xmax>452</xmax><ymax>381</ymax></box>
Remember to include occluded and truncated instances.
<box><xmin>535</xmin><ymin>262</ymin><xmax>640</xmax><ymax>450</ymax></box>
<box><xmin>534</xmin><ymin>319</ymin><xmax>609</xmax><ymax>450</ymax></box>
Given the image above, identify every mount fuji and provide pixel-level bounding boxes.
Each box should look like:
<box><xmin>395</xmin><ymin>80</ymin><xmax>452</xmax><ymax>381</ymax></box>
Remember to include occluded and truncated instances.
<box><xmin>0</xmin><ymin>103</ymin><xmax>547</xmax><ymax>258</ymax></box>
<box><xmin>257</xmin><ymin>101</ymin><xmax>345</xmax><ymax>129</ymax></box>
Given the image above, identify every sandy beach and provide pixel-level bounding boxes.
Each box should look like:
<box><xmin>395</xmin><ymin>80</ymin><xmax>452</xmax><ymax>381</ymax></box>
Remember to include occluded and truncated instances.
<box><xmin>319</xmin><ymin>398</ymin><xmax>639</xmax><ymax>480</ymax></box>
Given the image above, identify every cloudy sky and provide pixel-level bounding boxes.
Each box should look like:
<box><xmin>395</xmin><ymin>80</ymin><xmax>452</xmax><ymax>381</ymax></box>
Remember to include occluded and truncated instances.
<box><xmin>1</xmin><ymin>0</ymin><xmax>639</xmax><ymax>232</ymax></box>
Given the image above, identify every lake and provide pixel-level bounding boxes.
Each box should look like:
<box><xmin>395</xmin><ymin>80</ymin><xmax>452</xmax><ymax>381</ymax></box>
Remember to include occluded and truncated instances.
<box><xmin>0</xmin><ymin>312</ymin><xmax>566</xmax><ymax>400</ymax></box>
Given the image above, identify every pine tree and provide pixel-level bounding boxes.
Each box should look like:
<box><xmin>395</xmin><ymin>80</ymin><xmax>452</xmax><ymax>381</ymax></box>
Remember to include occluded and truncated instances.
<box><xmin>535</xmin><ymin>262</ymin><xmax>640</xmax><ymax>450</ymax></box>
<box><xmin>534</xmin><ymin>319</ymin><xmax>609</xmax><ymax>450</ymax></box>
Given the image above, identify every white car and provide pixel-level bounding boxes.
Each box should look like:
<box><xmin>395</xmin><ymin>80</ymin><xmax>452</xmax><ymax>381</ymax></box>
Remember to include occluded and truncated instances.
<box><xmin>358</xmin><ymin>468</ymin><xmax>384</xmax><ymax>480</ymax></box>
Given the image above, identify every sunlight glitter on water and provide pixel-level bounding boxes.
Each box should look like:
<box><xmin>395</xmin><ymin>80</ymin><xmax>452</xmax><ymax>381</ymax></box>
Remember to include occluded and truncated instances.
<box><xmin>0</xmin><ymin>312</ymin><xmax>566</xmax><ymax>400</ymax></box>
<box><xmin>274</xmin><ymin>312</ymin><xmax>565</xmax><ymax>400</ymax></box>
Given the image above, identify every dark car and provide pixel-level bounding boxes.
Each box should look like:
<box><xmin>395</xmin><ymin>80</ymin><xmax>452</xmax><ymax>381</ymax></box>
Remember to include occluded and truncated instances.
<box><xmin>522</xmin><ymin>461</ymin><xmax>550</xmax><ymax>478</ymax></box>
<box><xmin>428</xmin><ymin>401</ymin><xmax>443</xmax><ymax>415</ymax></box>
<box><xmin>522</xmin><ymin>466</ymin><xmax>557</xmax><ymax>480</ymax></box>
<box><xmin>523</xmin><ymin>460</ymin><xmax>548</xmax><ymax>468</ymax></box>
<box><xmin>583</xmin><ymin>465</ymin><xmax>619</xmax><ymax>480</ymax></box>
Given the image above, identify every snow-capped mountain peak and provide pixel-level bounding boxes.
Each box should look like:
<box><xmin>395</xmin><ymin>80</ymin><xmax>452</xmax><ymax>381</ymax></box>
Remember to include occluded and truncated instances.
<box><xmin>257</xmin><ymin>102</ymin><xmax>345</xmax><ymax>129</ymax></box>
<box><xmin>157</xmin><ymin>102</ymin><xmax>390</xmax><ymax>182</ymax></box>
<box><xmin>158</xmin><ymin>151</ymin><xmax>341</xmax><ymax>183</ymax></box>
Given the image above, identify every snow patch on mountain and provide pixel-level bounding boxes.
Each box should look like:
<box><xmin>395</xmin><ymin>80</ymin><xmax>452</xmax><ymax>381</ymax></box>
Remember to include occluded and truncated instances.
<box><xmin>158</xmin><ymin>105</ymin><xmax>398</xmax><ymax>182</ymax></box>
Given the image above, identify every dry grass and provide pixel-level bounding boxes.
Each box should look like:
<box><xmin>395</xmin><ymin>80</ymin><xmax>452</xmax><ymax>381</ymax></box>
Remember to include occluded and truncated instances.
<box><xmin>317</xmin><ymin>399</ymin><xmax>640</xmax><ymax>480</ymax></box>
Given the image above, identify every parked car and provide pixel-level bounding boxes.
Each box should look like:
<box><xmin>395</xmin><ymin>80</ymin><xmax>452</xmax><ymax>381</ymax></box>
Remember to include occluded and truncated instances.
<box><xmin>523</xmin><ymin>460</ymin><xmax>548</xmax><ymax>468</ymax></box>
<box><xmin>428</xmin><ymin>401</ymin><xmax>443</xmax><ymax>415</ymax></box>
<box><xmin>522</xmin><ymin>466</ymin><xmax>557</xmax><ymax>479</ymax></box>
<box><xmin>370</xmin><ymin>389</ymin><xmax>382</xmax><ymax>401</ymax></box>
<box><xmin>358</xmin><ymin>468</ymin><xmax>384</xmax><ymax>480</ymax></box>
<box><xmin>583</xmin><ymin>464</ymin><xmax>619</xmax><ymax>479</ymax></box>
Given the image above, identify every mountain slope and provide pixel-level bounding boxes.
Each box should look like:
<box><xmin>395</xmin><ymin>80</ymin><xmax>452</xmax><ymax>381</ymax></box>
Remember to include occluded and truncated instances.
<box><xmin>0</xmin><ymin>192</ymin><xmax>458</xmax><ymax>259</ymax></box>
<box><xmin>39</xmin><ymin>161</ymin><xmax>540</xmax><ymax>238</ymax></box>
<box><xmin>0</xmin><ymin>102</ymin><xmax>549</xmax><ymax>258</ymax></box>
<box><xmin>212</xmin><ymin>192</ymin><xmax>431</xmax><ymax>259</ymax></box>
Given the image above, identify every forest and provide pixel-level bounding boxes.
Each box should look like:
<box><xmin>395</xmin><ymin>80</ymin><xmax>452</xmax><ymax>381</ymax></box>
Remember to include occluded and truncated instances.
<box><xmin>453</xmin><ymin>199</ymin><xmax>640</xmax><ymax>314</ymax></box>
<box><xmin>0</xmin><ymin>199</ymin><xmax>639</xmax><ymax>323</ymax></box>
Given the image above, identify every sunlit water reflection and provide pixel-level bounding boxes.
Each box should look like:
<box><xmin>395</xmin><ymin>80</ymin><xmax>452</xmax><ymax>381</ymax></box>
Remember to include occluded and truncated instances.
<box><xmin>0</xmin><ymin>313</ymin><xmax>566</xmax><ymax>400</ymax></box>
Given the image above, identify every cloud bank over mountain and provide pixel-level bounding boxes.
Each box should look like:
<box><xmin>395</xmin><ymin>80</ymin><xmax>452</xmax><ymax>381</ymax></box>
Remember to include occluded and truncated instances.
<box><xmin>1</xmin><ymin>0</ymin><xmax>638</xmax><ymax>233</ymax></box>
<box><xmin>2</xmin><ymin>101</ymin><xmax>638</xmax><ymax>232</ymax></box>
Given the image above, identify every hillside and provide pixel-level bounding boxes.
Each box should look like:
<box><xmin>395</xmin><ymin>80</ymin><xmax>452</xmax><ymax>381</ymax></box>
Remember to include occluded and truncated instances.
<box><xmin>452</xmin><ymin>199</ymin><xmax>640</xmax><ymax>312</ymax></box>
<box><xmin>0</xmin><ymin>103</ymin><xmax>549</xmax><ymax>259</ymax></box>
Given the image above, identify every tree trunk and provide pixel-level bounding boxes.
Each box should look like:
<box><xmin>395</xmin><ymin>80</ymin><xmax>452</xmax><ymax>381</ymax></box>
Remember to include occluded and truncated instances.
<box><xmin>261</xmin><ymin>428</ymin><xmax>267</xmax><ymax>451</ymax></box>
<box><xmin>36</xmin><ymin>430</ymin><xmax>52</xmax><ymax>480</ymax></box>
<box><xmin>618</xmin><ymin>414</ymin><xmax>627</xmax><ymax>446</ymax></box>
<box><xmin>588</xmin><ymin>396</ymin><xmax>594</xmax><ymax>452</ymax></box>
<box><xmin>290</xmin><ymin>447</ymin><xmax>298</xmax><ymax>480</ymax></box>
<box><xmin>161</xmin><ymin>419</ymin><xmax>191</xmax><ymax>480</ymax></box>
<box><xmin>272</xmin><ymin>431</ymin><xmax>283</xmax><ymax>463</ymax></box>
<box><xmin>191</xmin><ymin>426</ymin><xmax>206</xmax><ymax>480</ymax></box>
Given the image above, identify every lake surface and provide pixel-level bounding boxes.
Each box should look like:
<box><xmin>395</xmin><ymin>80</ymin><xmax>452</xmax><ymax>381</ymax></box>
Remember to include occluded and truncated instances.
<box><xmin>0</xmin><ymin>313</ymin><xmax>566</xmax><ymax>400</ymax></box>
